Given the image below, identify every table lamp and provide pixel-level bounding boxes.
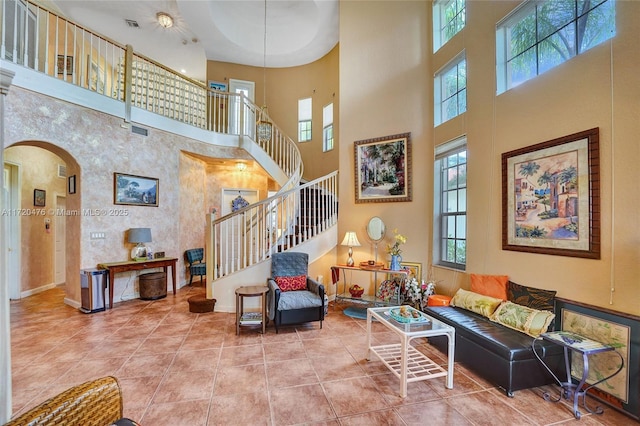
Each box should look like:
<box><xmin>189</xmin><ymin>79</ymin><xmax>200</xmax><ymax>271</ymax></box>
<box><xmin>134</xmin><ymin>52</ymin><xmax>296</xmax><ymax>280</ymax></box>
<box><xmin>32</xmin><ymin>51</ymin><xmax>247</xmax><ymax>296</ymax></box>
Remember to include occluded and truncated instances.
<box><xmin>341</xmin><ymin>231</ymin><xmax>361</xmax><ymax>267</ymax></box>
<box><xmin>128</xmin><ymin>227</ymin><xmax>152</xmax><ymax>261</ymax></box>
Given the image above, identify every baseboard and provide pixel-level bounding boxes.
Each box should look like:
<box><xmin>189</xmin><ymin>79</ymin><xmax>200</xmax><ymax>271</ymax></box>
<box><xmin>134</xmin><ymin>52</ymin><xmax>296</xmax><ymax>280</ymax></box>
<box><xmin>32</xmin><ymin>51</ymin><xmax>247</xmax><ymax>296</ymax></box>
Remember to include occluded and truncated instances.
<box><xmin>63</xmin><ymin>297</ymin><xmax>81</xmax><ymax>309</ymax></box>
<box><xmin>20</xmin><ymin>283</ymin><xmax>56</xmax><ymax>298</ymax></box>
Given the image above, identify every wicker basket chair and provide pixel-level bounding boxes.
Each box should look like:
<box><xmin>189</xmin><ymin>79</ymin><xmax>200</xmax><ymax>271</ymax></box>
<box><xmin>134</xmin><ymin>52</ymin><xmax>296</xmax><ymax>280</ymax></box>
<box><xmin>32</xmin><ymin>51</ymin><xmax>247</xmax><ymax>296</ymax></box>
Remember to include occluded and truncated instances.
<box><xmin>5</xmin><ymin>376</ymin><xmax>123</xmax><ymax>426</ymax></box>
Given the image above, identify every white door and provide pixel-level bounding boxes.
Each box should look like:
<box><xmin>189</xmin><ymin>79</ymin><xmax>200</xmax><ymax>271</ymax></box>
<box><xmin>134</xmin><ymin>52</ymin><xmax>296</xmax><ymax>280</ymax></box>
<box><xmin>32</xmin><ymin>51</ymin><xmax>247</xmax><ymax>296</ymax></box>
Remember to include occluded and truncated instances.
<box><xmin>54</xmin><ymin>195</ymin><xmax>66</xmax><ymax>285</ymax></box>
<box><xmin>228</xmin><ymin>79</ymin><xmax>255</xmax><ymax>136</ymax></box>
<box><xmin>3</xmin><ymin>163</ymin><xmax>20</xmax><ymax>300</ymax></box>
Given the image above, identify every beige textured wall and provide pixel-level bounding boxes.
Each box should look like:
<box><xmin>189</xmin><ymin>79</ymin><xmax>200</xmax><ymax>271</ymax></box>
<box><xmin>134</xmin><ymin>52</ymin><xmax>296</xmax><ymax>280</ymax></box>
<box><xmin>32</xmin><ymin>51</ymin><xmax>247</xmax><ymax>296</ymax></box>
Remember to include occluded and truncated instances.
<box><xmin>4</xmin><ymin>146</ymin><xmax>66</xmax><ymax>293</ymax></box>
<box><xmin>207</xmin><ymin>46</ymin><xmax>340</xmax><ymax>181</ymax></box>
<box><xmin>339</xmin><ymin>1</ymin><xmax>640</xmax><ymax>314</ymax></box>
<box><xmin>4</xmin><ymin>88</ymin><xmax>256</xmax><ymax>304</ymax></box>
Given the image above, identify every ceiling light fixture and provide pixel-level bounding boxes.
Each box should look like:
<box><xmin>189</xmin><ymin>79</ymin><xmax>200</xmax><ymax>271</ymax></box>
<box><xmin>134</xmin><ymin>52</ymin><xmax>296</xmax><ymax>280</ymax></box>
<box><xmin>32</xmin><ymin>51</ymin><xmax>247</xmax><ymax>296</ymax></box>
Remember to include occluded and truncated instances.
<box><xmin>156</xmin><ymin>12</ymin><xmax>174</xmax><ymax>29</ymax></box>
<box><xmin>256</xmin><ymin>0</ymin><xmax>273</xmax><ymax>144</ymax></box>
<box><xmin>236</xmin><ymin>162</ymin><xmax>247</xmax><ymax>172</ymax></box>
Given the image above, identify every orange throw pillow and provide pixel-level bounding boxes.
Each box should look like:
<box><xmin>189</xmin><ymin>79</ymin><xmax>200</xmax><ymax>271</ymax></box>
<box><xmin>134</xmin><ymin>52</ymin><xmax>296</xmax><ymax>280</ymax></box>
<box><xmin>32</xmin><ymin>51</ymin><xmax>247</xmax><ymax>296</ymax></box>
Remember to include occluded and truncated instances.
<box><xmin>470</xmin><ymin>274</ymin><xmax>508</xmax><ymax>300</ymax></box>
<box><xmin>275</xmin><ymin>275</ymin><xmax>307</xmax><ymax>292</ymax></box>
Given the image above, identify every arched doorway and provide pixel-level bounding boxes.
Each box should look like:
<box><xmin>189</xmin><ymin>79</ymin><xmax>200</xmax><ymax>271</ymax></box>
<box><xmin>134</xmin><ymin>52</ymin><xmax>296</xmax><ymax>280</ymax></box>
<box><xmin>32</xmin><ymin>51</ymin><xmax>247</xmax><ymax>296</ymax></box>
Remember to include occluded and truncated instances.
<box><xmin>3</xmin><ymin>142</ymin><xmax>80</xmax><ymax>302</ymax></box>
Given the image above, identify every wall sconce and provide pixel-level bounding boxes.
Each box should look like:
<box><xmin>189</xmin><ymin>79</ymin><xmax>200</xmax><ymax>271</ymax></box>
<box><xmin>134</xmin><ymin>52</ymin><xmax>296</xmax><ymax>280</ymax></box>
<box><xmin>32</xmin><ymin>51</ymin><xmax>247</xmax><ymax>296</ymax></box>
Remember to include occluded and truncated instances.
<box><xmin>156</xmin><ymin>12</ymin><xmax>174</xmax><ymax>29</ymax></box>
<box><xmin>340</xmin><ymin>231</ymin><xmax>361</xmax><ymax>267</ymax></box>
<box><xmin>236</xmin><ymin>162</ymin><xmax>247</xmax><ymax>172</ymax></box>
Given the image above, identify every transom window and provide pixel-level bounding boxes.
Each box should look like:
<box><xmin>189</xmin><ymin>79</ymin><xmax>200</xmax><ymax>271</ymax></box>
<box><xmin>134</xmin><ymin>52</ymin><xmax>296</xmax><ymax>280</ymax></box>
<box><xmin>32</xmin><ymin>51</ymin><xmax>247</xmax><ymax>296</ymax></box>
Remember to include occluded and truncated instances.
<box><xmin>298</xmin><ymin>97</ymin><xmax>312</xmax><ymax>142</ymax></box>
<box><xmin>322</xmin><ymin>103</ymin><xmax>334</xmax><ymax>152</ymax></box>
<box><xmin>433</xmin><ymin>137</ymin><xmax>467</xmax><ymax>270</ymax></box>
<box><xmin>434</xmin><ymin>54</ymin><xmax>467</xmax><ymax>126</ymax></box>
<box><xmin>496</xmin><ymin>0</ymin><xmax>616</xmax><ymax>94</ymax></box>
<box><xmin>433</xmin><ymin>0</ymin><xmax>466</xmax><ymax>52</ymax></box>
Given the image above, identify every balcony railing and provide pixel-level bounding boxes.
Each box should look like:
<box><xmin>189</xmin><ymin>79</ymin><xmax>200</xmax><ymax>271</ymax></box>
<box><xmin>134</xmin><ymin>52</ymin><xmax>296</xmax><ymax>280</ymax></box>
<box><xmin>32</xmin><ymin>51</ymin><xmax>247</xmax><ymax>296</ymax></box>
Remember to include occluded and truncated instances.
<box><xmin>1</xmin><ymin>0</ymin><xmax>337</xmax><ymax>282</ymax></box>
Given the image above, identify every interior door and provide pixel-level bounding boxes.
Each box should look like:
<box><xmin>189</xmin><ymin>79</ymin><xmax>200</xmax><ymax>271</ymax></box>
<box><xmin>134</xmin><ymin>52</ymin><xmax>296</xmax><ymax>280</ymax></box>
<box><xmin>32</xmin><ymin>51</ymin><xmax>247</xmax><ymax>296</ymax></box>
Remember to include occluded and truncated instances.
<box><xmin>4</xmin><ymin>163</ymin><xmax>20</xmax><ymax>300</ymax></box>
<box><xmin>228</xmin><ymin>79</ymin><xmax>255</xmax><ymax>136</ymax></box>
<box><xmin>54</xmin><ymin>195</ymin><xmax>66</xmax><ymax>284</ymax></box>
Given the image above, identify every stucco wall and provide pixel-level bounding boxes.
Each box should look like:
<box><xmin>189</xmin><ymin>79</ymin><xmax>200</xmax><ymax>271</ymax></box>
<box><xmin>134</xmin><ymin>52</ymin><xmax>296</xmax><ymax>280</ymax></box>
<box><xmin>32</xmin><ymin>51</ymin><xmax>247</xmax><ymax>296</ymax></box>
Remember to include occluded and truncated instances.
<box><xmin>339</xmin><ymin>1</ymin><xmax>639</xmax><ymax>315</ymax></box>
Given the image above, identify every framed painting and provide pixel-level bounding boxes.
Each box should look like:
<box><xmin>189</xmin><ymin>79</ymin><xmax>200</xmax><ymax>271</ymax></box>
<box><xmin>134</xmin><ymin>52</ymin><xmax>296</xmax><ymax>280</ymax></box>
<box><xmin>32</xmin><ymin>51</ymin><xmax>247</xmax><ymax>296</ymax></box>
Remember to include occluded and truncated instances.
<box><xmin>354</xmin><ymin>132</ymin><xmax>412</xmax><ymax>203</ymax></box>
<box><xmin>57</xmin><ymin>55</ymin><xmax>73</xmax><ymax>75</ymax></box>
<box><xmin>114</xmin><ymin>173</ymin><xmax>159</xmax><ymax>207</ymax></box>
<box><xmin>33</xmin><ymin>189</ymin><xmax>46</xmax><ymax>207</ymax></box>
<box><xmin>501</xmin><ymin>128</ymin><xmax>600</xmax><ymax>259</ymax></box>
<box><xmin>400</xmin><ymin>261</ymin><xmax>422</xmax><ymax>281</ymax></box>
<box><xmin>208</xmin><ymin>80</ymin><xmax>227</xmax><ymax>94</ymax></box>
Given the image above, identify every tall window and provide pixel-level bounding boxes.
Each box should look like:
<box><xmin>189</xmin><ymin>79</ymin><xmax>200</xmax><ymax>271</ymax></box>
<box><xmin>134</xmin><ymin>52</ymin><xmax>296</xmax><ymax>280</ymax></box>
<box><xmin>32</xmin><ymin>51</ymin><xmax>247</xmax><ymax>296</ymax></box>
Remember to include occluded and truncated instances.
<box><xmin>298</xmin><ymin>97</ymin><xmax>312</xmax><ymax>142</ymax></box>
<box><xmin>433</xmin><ymin>0</ymin><xmax>466</xmax><ymax>52</ymax></box>
<box><xmin>496</xmin><ymin>0</ymin><xmax>615</xmax><ymax>94</ymax></box>
<box><xmin>433</xmin><ymin>137</ymin><xmax>467</xmax><ymax>270</ymax></box>
<box><xmin>322</xmin><ymin>103</ymin><xmax>334</xmax><ymax>152</ymax></box>
<box><xmin>434</xmin><ymin>54</ymin><xmax>466</xmax><ymax>126</ymax></box>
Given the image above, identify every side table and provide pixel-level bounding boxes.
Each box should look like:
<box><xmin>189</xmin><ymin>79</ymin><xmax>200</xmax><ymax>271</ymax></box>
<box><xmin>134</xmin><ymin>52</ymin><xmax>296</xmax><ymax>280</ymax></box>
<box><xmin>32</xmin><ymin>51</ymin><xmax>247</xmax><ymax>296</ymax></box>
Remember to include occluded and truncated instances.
<box><xmin>235</xmin><ymin>286</ymin><xmax>269</xmax><ymax>335</ymax></box>
<box><xmin>533</xmin><ymin>330</ymin><xmax>624</xmax><ymax>419</ymax></box>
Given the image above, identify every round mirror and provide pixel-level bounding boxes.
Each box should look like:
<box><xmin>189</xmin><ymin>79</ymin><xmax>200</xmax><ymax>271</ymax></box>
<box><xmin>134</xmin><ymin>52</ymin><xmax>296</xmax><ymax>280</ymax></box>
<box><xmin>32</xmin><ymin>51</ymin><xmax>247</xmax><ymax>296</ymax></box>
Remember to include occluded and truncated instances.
<box><xmin>366</xmin><ymin>216</ymin><xmax>386</xmax><ymax>242</ymax></box>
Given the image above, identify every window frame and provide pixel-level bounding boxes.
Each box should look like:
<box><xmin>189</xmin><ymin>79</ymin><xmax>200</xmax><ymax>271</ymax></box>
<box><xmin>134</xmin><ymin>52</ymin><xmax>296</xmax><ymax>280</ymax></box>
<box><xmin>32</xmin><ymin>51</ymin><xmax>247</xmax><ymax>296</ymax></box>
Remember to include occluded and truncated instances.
<box><xmin>434</xmin><ymin>52</ymin><xmax>467</xmax><ymax>126</ymax></box>
<box><xmin>433</xmin><ymin>137</ymin><xmax>467</xmax><ymax>271</ymax></box>
<box><xmin>322</xmin><ymin>102</ymin><xmax>334</xmax><ymax>152</ymax></box>
<box><xmin>298</xmin><ymin>97</ymin><xmax>312</xmax><ymax>142</ymax></box>
<box><xmin>433</xmin><ymin>0</ymin><xmax>466</xmax><ymax>52</ymax></box>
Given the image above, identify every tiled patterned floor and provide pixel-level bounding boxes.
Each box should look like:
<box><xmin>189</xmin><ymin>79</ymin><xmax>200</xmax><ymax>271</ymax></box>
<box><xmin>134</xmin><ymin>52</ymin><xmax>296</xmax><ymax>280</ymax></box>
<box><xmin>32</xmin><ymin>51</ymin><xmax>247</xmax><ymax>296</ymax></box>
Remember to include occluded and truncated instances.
<box><xmin>9</xmin><ymin>286</ymin><xmax>634</xmax><ymax>425</ymax></box>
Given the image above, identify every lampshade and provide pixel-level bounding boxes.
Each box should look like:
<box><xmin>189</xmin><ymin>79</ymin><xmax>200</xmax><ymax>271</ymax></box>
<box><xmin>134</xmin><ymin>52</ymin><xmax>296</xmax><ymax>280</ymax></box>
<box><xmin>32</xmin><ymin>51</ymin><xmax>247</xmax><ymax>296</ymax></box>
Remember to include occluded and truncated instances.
<box><xmin>128</xmin><ymin>228</ymin><xmax>152</xmax><ymax>243</ymax></box>
<box><xmin>341</xmin><ymin>231</ymin><xmax>361</xmax><ymax>247</ymax></box>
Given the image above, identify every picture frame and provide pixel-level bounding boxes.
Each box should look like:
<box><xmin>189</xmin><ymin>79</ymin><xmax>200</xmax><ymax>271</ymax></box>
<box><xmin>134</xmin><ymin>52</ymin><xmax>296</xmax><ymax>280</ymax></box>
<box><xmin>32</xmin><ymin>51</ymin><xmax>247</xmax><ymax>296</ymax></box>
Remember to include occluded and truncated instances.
<box><xmin>354</xmin><ymin>132</ymin><xmax>412</xmax><ymax>203</ymax></box>
<box><xmin>208</xmin><ymin>80</ymin><xmax>227</xmax><ymax>94</ymax></box>
<box><xmin>68</xmin><ymin>175</ymin><xmax>76</xmax><ymax>194</ymax></box>
<box><xmin>400</xmin><ymin>261</ymin><xmax>422</xmax><ymax>281</ymax></box>
<box><xmin>34</xmin><ymin>189</ymin><xmax>46</xmax><ymax>207</ymax></box>
<box><xmin>57</xmin><ymin>55</ymin><xmax>73</xmax><ymax>75</ymax></box>
<box><xmin>114</xmin><ymin>173</ymin><xmax>159</xmax><ymax>207</ymax></box>
<box><xmin>501</xmin><ymin>128</ymin><xmax>600</xmax><ymax>259</ymax></box>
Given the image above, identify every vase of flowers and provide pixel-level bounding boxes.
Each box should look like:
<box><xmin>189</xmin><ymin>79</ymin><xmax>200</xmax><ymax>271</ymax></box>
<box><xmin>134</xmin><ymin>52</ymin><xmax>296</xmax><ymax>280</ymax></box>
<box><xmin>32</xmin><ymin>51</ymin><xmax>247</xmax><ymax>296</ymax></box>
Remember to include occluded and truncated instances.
<box><xmin>386</xmin><ymin>229</ymin><xmax>406</xmax><ymax>270</ymax></box>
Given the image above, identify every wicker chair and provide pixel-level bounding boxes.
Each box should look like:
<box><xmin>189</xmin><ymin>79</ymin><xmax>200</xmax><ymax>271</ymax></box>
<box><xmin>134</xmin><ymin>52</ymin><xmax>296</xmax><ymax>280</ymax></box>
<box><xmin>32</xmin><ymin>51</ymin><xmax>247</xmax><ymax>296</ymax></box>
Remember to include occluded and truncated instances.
<box><xmin>5</xmin><ymin>376</ymin><xmax>123</xmax><ymax>426</ymax></box>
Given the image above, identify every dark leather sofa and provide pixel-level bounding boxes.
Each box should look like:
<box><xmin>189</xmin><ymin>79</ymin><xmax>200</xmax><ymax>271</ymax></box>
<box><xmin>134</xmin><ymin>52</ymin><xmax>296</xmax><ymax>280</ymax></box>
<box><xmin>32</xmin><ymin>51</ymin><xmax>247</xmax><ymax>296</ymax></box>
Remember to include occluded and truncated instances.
<box><xmin>424</xmin><ymin>305</ymin><xmax>566</xmax><ymax>396</ymax></box>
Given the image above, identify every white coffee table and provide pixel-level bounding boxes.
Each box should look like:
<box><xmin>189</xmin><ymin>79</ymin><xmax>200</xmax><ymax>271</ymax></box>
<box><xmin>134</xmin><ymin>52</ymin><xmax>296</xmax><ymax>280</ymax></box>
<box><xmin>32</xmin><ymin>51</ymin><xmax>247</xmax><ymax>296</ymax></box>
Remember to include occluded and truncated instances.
<box><xmin>366</xmin><ymin>305</ymin><xmax>455</xmax><ymax>397</ymax></box>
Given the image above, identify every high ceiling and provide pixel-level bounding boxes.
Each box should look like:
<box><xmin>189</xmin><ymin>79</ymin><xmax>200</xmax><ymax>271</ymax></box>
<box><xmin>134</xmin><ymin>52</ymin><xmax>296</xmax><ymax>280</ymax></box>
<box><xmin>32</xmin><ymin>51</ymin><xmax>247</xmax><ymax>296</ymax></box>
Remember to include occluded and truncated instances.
<box><xmin>50</xmin><ymin>0</ymin><xmax>339</xmax><ymax>81</ymax></box>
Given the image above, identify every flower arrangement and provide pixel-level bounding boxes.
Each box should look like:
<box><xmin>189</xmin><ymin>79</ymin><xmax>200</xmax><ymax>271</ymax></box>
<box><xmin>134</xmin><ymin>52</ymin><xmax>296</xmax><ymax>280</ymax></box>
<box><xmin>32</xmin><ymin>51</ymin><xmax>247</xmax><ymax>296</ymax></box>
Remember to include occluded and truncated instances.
<box><xmin>386</xmin><ymin>229</ymin><xmax>407</xmax><ymax>256</ymax></box>
<box><xmin>404</xmin><ymin>277</ymin><xmax>437</xmax><ymax>310</ymax></box>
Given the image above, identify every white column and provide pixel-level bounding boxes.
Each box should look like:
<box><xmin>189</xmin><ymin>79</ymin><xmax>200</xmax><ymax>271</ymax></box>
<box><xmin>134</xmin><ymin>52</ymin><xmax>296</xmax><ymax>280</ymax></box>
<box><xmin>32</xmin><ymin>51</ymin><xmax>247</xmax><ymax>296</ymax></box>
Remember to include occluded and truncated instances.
<box><xmin>0</xmin><ymin>67</ymin><xmax>16</xmax><ymax>423</ymax></box>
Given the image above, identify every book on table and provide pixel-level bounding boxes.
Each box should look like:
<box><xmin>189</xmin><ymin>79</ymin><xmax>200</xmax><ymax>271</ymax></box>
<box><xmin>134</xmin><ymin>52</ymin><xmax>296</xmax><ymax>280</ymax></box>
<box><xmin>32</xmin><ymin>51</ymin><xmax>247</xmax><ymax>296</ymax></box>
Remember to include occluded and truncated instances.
<box><xmin>240</xmin><ymin>312</ymin><xmax>263</xmax><ymax>324</ymax></box>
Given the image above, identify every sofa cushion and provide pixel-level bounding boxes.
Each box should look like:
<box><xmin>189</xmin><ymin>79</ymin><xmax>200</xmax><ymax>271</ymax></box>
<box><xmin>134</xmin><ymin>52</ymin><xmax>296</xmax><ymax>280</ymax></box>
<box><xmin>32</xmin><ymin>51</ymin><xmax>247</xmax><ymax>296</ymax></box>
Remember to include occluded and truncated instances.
<box><xmin>491</xmin><ymin>301</ymin><xmax>555</xmax><ymax>337</ymax></box>
<box><xmin>471</xmin><ymin>274</ymin><xmax>509</xmax><ymax>300</ymax></box>
<box><xmin>450</xmin><ymin>288</ymin><xmax>503</xmax><ymax>318</ymax></box>
<box><xmin>278</xmin><ymin>290</ymin><xmax>322</xmax><ymax>310</ymax></box>
<box><xmin>275</xmin><ymin>275</ymin><xmax>307</xmax><ymax>292</ymax></box>
<box><xmin>507</xmin><ymin>281</ymin><xmax>556</xmax><ymax>312</ymax></box>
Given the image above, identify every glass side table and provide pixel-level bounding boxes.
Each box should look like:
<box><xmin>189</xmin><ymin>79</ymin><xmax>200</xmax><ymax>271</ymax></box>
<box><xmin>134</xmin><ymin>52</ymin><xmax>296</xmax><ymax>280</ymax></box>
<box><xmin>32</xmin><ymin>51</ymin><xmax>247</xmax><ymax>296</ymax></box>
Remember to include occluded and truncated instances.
<box><xmin>533</xmin><ymin>330</ymin><xmax>624</xmax><ymax>419</ymax></box>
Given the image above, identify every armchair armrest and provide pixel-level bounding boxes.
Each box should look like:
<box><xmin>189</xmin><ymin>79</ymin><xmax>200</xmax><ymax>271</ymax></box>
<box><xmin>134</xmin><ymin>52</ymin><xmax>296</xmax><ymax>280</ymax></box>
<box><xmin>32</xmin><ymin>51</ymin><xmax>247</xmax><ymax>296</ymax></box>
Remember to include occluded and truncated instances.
<box><xmin>267</xmin><ymin>277</ymin><xmax>281</xmax><ymax>320</ymax></box>
<box><xmin>306</xmin><ymin>277</ymin><xmax>325</xmax><ymax>299</ymax></box>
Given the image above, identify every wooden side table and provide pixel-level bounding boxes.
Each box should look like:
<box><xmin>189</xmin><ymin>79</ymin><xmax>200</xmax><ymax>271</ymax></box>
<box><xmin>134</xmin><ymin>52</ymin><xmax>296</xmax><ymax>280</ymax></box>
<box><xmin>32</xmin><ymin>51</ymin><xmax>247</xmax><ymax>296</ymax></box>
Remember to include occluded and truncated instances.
<box><xmin>235</xmin><ymin>286</ymin><xmax>269</xmax><ymax>335</ymax></box>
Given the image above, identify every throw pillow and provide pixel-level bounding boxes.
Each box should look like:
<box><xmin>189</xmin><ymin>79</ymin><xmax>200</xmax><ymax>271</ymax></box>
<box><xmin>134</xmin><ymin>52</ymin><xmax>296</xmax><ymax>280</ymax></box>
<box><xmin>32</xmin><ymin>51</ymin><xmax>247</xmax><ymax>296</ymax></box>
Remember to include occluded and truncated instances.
<box><xmin>507</xmin><ymin>281</ymin><xmax>557</xmax><ymax>312</ymax></box>
<box><xmin>470</xmin><ymin>274</ymin><xmax>509</xmax><ymax>300</ymax></box>
<box><xmin>450</xmin><ymin>288</ymin><xmax>503</xmax><ymax>318</ymax></box>
<box><xmin>275</xmin><ymin>275</ymin><xmax>307</xmax><ymax>292</ymax></box>
<box><xmin>490</xmin><ymin>301</ymin><xmax>555</xmax><ymax>337</ymax></box>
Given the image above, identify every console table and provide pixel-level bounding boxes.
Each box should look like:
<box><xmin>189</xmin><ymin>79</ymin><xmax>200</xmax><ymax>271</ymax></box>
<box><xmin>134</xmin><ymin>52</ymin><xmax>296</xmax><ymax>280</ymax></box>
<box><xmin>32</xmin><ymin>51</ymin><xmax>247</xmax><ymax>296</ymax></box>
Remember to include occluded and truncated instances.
<box><xmin>98</xmin><ymin>257</ymin><xmax>178</xmax><ymax>308</ymax></box>
<box><xmin>533</xmin><ymin>330</ymin><xmax>624</xmax><ymax>419</ymax></box>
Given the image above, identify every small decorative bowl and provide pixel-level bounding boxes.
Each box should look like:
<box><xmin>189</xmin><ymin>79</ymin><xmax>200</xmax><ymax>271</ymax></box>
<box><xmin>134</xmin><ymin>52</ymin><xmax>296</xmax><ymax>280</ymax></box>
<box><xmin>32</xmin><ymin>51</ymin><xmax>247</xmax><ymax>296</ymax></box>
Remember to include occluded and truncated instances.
<box><xmin>349</xmin><ymin>286</ymin><xmax>364</xmax><ymax>298</ymax></box>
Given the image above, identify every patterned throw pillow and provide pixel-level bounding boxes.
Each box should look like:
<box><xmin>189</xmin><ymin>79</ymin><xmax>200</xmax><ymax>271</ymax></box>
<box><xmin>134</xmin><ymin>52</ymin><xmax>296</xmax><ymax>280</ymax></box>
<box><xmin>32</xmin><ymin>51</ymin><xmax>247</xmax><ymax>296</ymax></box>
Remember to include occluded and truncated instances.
<box><xmin>490</xmin><ymin>301</ymin><xmax>555</xmax><ymax>337</ymax></box>
<box><xmin>470</xmin><ymin>274</ymin><xmax>509</xmax><ymax>300</ymax></box>
<box><xmin>275</xmin><ymin>275</ymin><xmax>307</xmax><ymax>292</ymax></box>
<box><xmin>450</xmin><ymin>288</ymin><xmax>503</xmax><ymax>318</ymax></box>
<box><xmin>507</xmin><ymin>281</ymin><xmax>557</xmax><ymax>312</ymax></box>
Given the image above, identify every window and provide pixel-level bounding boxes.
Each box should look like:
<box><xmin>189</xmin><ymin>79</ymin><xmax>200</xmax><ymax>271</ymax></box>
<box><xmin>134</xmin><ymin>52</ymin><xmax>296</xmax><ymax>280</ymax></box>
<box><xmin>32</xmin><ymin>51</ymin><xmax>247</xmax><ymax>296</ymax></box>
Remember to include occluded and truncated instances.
<box><xmin>434</xmin><ymin>54</ymin><xmax>466</xmax><ymax>126</ymax></box>
<box><xmin>322</xmin><ymin>103</ymin><xmax>334</xmax><ymax>152</ymax></box>
<box><xmin>433</xmin><ymin>137</ymin><xmax>467</xmax><ymax>270</ymax></box>
<box><xmin>496</xmin><ymin>0</ymin><xmax>615</xmax><ymax>94</ymax></box>
<box><xmin>298</xmin><ymin>97</ymin><xmax>312</xmax><ymax>142</ymax></box>
<box><xmin>433</xmin><ymin>0</ymin><xmax>466</xmax><ymax>51</ymax></box>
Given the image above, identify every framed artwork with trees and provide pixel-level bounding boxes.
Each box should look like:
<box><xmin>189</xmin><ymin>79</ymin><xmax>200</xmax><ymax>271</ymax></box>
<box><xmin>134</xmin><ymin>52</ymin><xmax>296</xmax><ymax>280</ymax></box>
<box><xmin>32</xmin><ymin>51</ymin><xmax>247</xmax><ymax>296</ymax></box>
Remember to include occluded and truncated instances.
<box><xmin>501</xmin><ymin>128</ymin><xmax>600</xmax><ymax>259</ymax></box>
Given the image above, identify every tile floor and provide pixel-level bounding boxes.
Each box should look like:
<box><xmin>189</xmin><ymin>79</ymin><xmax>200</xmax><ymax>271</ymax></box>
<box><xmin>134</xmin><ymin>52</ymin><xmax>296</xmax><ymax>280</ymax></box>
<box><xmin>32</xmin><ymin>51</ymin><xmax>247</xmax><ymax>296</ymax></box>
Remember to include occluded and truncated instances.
<box><xmin>8</xmin><ymin>286</ymin><xmax>634</xmax><ymax>425</ymax></box>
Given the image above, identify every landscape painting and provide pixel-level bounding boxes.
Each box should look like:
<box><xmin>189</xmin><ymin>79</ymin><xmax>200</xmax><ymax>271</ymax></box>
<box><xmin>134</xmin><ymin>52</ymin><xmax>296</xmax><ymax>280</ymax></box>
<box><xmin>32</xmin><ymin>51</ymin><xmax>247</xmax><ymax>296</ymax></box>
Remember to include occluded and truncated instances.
<box><xmin>354</xmin><ymin>132</ymin><xmax>412</xmax><ymax>203</ymax></box>
<box><xmin>502</xmin><ymin>128</ymin><xmax>600</xmax><ymax>259</ymax></box>
<box><xmin>114</xmin><ymin>173</ymin><xmax>158</xmax><ymax>207</ymax></box>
